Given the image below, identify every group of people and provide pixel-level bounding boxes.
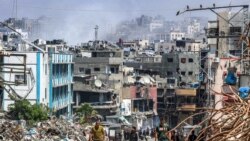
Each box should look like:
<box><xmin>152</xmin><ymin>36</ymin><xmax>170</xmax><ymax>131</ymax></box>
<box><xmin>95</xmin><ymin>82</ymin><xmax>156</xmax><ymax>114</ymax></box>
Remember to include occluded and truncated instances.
<box><xmin>155</xmin><ymin>118</ymin><xmax>198</xmax><ymax>141</ymax></box>
<box><xmin>88</xmin><ymin>119</ymin><xmax>199</xmax><ymax>141</ymax></box>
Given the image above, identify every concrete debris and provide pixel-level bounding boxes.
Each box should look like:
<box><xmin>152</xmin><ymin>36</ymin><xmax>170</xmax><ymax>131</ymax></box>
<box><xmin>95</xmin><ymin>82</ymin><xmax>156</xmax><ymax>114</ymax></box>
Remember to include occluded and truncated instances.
<box><xmin>0</xmin><ymin>117</ymin><xmax>88</xmax><ymax>141</ymax></box>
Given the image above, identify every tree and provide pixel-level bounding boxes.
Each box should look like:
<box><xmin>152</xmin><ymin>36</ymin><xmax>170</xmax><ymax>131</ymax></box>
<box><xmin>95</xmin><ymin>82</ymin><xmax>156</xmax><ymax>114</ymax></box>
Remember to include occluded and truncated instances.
<box><xmin>8</xmin><ymin>100</ymin><xmax>48</xmax><ymax>125</ymax></box>
<box><xmin>76</xmin><ymin>103</ymin><xmax>97</xmax><ymax>124</ymax></box>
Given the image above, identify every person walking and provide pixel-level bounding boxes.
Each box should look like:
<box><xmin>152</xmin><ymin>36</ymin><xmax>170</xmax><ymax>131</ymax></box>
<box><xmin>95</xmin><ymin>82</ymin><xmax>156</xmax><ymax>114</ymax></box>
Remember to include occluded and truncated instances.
<box><xmin>188</xmin><ymin>131</ymin><xmax>197</xmax><ymax>141</ymax></box>
<box><xmin>90</xmin><ymin>121</ymin><xmax>105</xmax><ymax>141</ymax></box>
<box><xmin>130</xmin><ymin>126</ymin><xmax>138</xmax><ymax>141</ymax></box>
<box><xmin>155</xmin><ymin>118</ymin><xmax>169</xmax><ymax>141</ymax></box>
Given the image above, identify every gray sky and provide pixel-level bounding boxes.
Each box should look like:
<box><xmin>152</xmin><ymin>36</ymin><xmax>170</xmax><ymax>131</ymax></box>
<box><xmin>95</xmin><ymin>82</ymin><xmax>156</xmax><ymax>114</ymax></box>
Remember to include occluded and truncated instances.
<box><xmin>0</xmin><ymin>0</ymin><xmax>249</xmax><ymax>44</ymax></box>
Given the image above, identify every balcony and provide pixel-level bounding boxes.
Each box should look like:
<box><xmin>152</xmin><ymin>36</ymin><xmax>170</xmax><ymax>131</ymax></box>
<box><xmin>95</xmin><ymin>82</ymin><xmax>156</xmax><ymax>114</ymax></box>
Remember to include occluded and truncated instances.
<box><xmin>177</xmin><ymin>104</ymin><xmax>196</xmax><ymax>111</ymax></box>
<box><xmin>109</xmin><ymin>58</ymin><xmax>123</xmax><ymax>65</ymax></box>
<box><xmin>53</xmin><ymin>97</ymin><xmax>70</xmax><ymax>110</ymax></box>
<box><xmin>175</xmin><ymin>88</ymin><xmax>196</xmax><ymax>96</ymax></box>
<box><xmin>52</xmin><ymin>75</ymin><xmax>73</xmax><ymax>87</ymax></box>
<box><xmin>51</xmin><ymin>54</ymin><xmax>73</xmax><ymax>64</ymax></box>
<box><xmin>74</xmin><ymin>101</ymin><xmax>118</xmax><ymax>109</ymax></box>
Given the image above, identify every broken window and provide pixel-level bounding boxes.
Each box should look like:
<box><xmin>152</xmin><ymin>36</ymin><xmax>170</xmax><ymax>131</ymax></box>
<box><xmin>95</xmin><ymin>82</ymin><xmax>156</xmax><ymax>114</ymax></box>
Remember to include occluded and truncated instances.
<box><xmin>15</xmin><ymin>74</ymin><xmax>27</xmax><ymax>85</ymax></box>
<box><xmin>181</xmin><ymin>58</ymin><xmax>186</xmax><ymax>63</ymax></box>
<box><xmin>167</xmin><ymin>58</ymin><xmax>173</xmax><ymax>62</ymax></box>
<box><xmin>188</xmin><ymin>71</ymin><xmax>193</xmax><ymax>75</ymax></box>
<box><xmin>94</xmin><ymin>67</ymin><xmax>100</xmax><ymax>72</ymax></box>
<box><xmin>110</xmin><ymin>65</ymin><xmax>119</xmax><ymax>74</ymax></box>
<box><xmin>188</xmin><ymin>58</ymin><xmax>194</xmax><ymax>63</ymax></box>
<box><xmin>181</xmin><ymin>71</ymin><xmax>186</xmax><ymax>76</ymax></box>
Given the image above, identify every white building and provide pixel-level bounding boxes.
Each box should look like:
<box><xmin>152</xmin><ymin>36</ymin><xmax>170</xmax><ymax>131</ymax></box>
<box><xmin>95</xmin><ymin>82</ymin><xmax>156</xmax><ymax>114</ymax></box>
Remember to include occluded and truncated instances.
<box><xmin>138</xmin><ymin>39</ymin><xmax>149</xmax><ymax>49</ymax></box>
<box><xmin>2</xmin><ymin>51</ymin><xmax>74</xmax><ymax>117</ymax></box>
<box><xmin>170</xmin><ymin>31</ymin><xmax>185</xmax><ymax>41</ymax></box>
<box><xmin>187</xmin><ymin>20</ymin><xmax>201</xmax><ymax>37</ymax></box>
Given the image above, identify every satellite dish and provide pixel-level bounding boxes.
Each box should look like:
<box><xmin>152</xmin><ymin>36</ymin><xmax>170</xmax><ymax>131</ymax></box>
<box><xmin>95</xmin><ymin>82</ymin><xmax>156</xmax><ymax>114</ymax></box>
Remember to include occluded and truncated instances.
<box><xmin>94</xmin><ymin>79</ymin><xmax>102</xmax><ymax>87</ymax></box>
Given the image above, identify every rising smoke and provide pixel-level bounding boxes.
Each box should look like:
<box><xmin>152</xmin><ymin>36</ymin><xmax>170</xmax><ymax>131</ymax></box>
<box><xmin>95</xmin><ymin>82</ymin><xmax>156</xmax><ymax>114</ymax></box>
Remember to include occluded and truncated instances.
<box><xmin>0</xmin><ymin>0</ymin><xmax>248</xmax><ymax>45</ymax></box>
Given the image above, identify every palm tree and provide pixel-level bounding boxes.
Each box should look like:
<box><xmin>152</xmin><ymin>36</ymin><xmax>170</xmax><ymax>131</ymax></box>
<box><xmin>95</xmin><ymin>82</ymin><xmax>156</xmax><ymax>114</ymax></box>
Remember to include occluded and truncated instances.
<box><xmin>76</xmin><ymin>103</ymin><xmax>98</xmax><ymax>124</ymax></box>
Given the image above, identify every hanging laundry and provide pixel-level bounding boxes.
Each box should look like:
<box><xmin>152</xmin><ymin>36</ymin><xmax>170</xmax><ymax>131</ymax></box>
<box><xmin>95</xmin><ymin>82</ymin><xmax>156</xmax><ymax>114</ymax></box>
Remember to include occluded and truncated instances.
<box><xmin>225</xmin><ymin>71</ymin><xmax>237</xmax><ymax>85</ymax></box>
<box><xmin>239</xmin><ymin>87</ymin><xmax>250</xmax><ymax>99</ymax></box>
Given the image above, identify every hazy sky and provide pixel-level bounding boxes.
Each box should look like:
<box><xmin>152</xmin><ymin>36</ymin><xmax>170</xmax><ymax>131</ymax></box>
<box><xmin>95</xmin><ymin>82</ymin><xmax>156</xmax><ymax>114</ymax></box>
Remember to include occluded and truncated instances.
<box><xmin>0</xmin><ymin>0</ymin><xmax>249</xmax><ymax>44</ymax></box>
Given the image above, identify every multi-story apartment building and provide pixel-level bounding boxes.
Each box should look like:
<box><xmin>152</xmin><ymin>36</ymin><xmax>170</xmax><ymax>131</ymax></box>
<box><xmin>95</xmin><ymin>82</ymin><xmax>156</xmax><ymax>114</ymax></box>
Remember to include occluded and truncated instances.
<box><xmin>1</xmin><ymin>40</ymin><xmax>73</xmax><ymax>117</ymax></box>
<box><xmin>73</xmin><ymin>40</ymin><xmax>123</xmax><ymax>116</ymax></box>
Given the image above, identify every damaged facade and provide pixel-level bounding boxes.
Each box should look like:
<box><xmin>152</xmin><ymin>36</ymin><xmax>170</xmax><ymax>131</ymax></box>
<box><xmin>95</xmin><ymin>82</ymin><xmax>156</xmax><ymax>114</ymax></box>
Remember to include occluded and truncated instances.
<box><xmin>73</xmin><ymin>40</ymin><xmax>123</xmax><ymax>116</ymax></box>
<box><xmin>1</xmin><ymin>38</ymin><xmax>74</xmax><ymax>117</ymax></box>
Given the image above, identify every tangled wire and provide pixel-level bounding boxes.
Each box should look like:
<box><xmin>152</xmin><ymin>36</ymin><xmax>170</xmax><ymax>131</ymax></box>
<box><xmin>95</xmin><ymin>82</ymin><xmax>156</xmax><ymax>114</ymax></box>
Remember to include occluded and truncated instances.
<box><xmin>169</xmin><ymin>85</ymin><xmax>250</xmax><ymax>141</ymax></box>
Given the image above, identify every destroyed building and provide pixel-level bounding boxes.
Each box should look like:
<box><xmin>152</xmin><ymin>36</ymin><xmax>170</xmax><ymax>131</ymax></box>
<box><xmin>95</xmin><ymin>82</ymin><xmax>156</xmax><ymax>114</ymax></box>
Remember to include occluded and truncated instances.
<box><xmin>122</xmin><ymin>67</ymin><xmax>158</xmax><ymax>130</ymax></box>
<box><xmin>73</xmin><ymin>40</ymin><xmax>123</xmax><ymax>116</ymax></box>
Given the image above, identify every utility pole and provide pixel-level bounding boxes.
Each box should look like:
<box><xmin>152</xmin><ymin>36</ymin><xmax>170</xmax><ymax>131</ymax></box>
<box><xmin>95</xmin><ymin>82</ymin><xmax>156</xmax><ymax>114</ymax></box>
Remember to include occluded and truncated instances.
<box><xmin>176</xmin><ymin>4</ymin><xmax>249</xmax><ymax>108</ymax></box>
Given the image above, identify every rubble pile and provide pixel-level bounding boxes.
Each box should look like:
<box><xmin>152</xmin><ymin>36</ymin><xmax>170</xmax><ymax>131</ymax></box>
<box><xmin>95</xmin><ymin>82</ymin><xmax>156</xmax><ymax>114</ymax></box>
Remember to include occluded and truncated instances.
<box><xmin>0</xmin><ymin>116</ymin><xmax>89</xmax><ymax>141</ymax></box>
<box><xmin>170</xmin><ymin>85</ymin><xmax>250</xmax><ymax>141</ymax></box>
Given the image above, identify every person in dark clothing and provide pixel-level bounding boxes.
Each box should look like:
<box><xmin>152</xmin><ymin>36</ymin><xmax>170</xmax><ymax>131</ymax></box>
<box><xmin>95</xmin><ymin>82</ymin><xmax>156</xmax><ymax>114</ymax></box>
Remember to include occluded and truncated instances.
<box><xmin>130</xmin><ymin>126</ymin><xmax>138</xmax><ymax>141</ymax></box>
<box><xmin>155</xmin><ymin>118</ymin><xmax>168</xmax><ymax>141</ymax></box>
<box><xmin>171</xmin><ymin>130</ymin><xmax>179</xmax><ymax>141</ymax></box>
<box><xmin>124</xmin><ymin>129</ymin><xmax>130</xmax><ymax>140</ymax></box>
<box><xmin>188</xmin><ymin>131</ymin><xmax>197</xmax><ymax>141</ymax></box>
<box><xmin>146</xmin><ymin>128</ymin><xmax>150</xmax><ymax>136</ymax></box>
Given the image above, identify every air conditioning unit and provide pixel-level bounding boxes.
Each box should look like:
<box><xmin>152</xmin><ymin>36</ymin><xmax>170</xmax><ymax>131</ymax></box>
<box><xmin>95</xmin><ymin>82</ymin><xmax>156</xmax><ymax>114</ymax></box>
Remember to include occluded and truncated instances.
<box><xmin>214</xmin><ymin>57</ymin><xmax>220</xmax><ymax>63</ymax></box>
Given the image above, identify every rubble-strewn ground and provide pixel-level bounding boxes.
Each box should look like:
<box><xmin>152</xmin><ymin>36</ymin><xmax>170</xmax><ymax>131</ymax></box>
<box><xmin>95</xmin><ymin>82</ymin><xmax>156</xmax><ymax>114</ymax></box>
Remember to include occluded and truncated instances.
<box><xmin>0</xmin><ymin>116</ymin><xmax>89</xmax><ymax>141</ymax></box>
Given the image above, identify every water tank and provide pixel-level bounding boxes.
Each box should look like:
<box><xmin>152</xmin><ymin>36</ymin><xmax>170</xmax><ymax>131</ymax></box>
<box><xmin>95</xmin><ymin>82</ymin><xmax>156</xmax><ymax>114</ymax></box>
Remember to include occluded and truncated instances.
<box><xmin>239</xmin><ymin>75</ymin><xmax>250</xmax><ymax>87</ymax></box>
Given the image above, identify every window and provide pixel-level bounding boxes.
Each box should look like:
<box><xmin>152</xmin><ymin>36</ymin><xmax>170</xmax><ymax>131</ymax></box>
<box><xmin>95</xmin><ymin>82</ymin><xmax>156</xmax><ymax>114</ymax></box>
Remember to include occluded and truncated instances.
<box><xmin>167</xmin><ymin>71</ymin><xmax>173</xmax><ymax>76</ymax></box>
<box><xmin>110</xmin><ymin>65</ymin><xmax>119</xmax><ymax>74</ymax></box>
<box><xmin>85</xmin><ymin>68</ymin><xmax>91</xmax><ymax>74</ymax></box>
<box><xmin>79</xmin><ymin>68</ymin><xmax>85</xmax><ymax>73</ymax></box>
<box><xmin>45</xmin><ymin>88</ymin><xmax>47</xmax><ymax>99</ymax></box>
<box><xmin>181</xmin><ymin>58</ymin><xmax>186</xmax><ymax>63</ymax></box>
<box><xmin>181</xmin><ymin>71</ymin><xmax>186</xmax><ymax>76</ymax></box>
<box><xmin>167</xmin><ymin>79</ymin><xmax>175</xmax><ymax>84</ymax></box>
<box><xmin>94</xmin><ymin>67</ymin><xmax>100</xmax><ymax>72</ymax></box>
<box><xmin>110</xmin><ymin>67</ymin><xmax>119</xmax><ymax>74</ymax></box>
<box><xmin>188</xmin><ymin>58</ymin><xmax>194</xmax><ymax>63</ymax></box>
<box><xmin>230</xmin><ymin>27</ymin><xmax>241</xmax><ymax>35</ymax></box>
<box><xmin>45</xmin><ymin>64</ymin><xmax>47</xmax><ymax>75</ymax></box>
<box><xmin>15</xmin><ymin>74</ymin><xmax>27</xmax><ymax>85</ymax></box>
<box><xmin>167</xmin><ymin>58</ymin><xmax>173</xmax><ymax>62</ymax></box>
<box><xmin>188</xmin><ymin>71</ymin><xmax>193</xmax><ymax>75</ymax></box>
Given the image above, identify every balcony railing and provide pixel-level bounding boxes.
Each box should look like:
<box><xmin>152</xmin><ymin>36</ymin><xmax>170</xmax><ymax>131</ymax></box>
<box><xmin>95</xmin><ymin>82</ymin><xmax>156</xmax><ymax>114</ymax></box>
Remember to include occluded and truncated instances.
<box><xmin>53</xmin><ymin>97</ymin><xmax>71</xmax><ymax>110</ymax></box>
<box><xmin>52</xmin><ymin>75</ymin><xmax>73</xmax><ymax>86</ymax></box>
<box><xmin>51</xmin><ymin>54</ymin><xmax>73</xmax><ymax>63</ymax></box>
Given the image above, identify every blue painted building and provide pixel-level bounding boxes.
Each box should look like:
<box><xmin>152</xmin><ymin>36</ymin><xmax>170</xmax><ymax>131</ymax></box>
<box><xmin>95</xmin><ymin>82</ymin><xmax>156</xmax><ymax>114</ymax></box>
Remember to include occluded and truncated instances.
<box><xmin>49</xmin><ymin>53</ymin><xmax>74</xmax><ymax>117</ymax></box>
<box><xmin>2</xmin><ymin>51</ymin><xmax>74</xmax><ymax>117</ymax></box>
